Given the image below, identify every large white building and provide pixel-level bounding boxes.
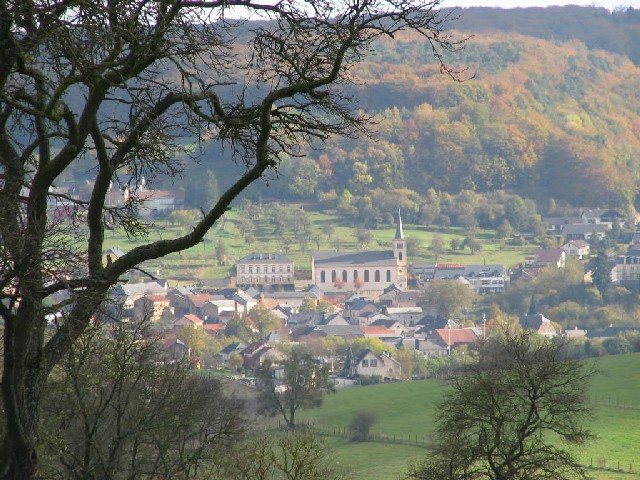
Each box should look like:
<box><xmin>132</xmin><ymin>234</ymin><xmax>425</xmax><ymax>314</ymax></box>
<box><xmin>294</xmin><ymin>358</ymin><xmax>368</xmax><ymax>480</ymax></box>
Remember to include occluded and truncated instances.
<box><xmin>236</xmin><ymin>253</ymin><xmax>294</xmax><ymax>287</ymax></box>
<box><xmin>311</xmin><ymin>211</ymin><xmax>407</xmax><ymax>297</ymax></box>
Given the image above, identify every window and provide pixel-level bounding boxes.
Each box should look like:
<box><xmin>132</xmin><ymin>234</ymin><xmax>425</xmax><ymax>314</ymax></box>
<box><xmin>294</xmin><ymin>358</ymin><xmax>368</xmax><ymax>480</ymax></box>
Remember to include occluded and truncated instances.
<box><xmin>249</xmin><ymin>266</ymin><xmax>253</xmax><ymax>274</ymax></box>
<box><xmin>342</xmin><ymin>270</ymin><xmax>348</xmax><ymax>282</ymax></box>
<box><xmin>256</xmin><ymin>266</ymin><xmax>261</xmax><ymax>274</ymax></box>
<box><xmin>272</xmin><ymin>265</ymin><xmax>276</xmax><ymax>273</ymax></box>
<box><xmin>375</xmin><ymin>270</ymin><xmax>380</xmax><ymax>282</ymax></box>
<box><xmin>264</xmin><ymin>275</ymin><xmax>268</xmax><ymax>283</ymax></box>
<box><xmin>287</xmin><ymin>265</ymin><xmax>291</xmax><ymax>273</ymax></box>
<box><xmin>361</xmin><ymin>359</ymin><xmax>369</xmax><ymax>367</ymax></box>
<box><xmin>331</xmin><ymin>270</ymin><xmax>337</xmax><ymax>282</ymax></box>
<box><xmin>272</xmin><ymin>276</ymin><xmax>276</xmax><ymax>283</ymax></box>
<box><xmin>287</xmin><ymin>276</ymin><xmax>291</xmax><ymax>282</ymax></box>
<box><xmin>240</xmin><ymin>276</ymin><xmax>245</xmax><ymax>283</ymax></box>
<box><xmin>364</xmin><ymin>270</ymin><xmax>369</xmax><ymax>282</ymax></box>
<box><xmin>370</xmin><ymin>359</ymin><xmax>377</xmax><ymax>367</ymax></box>
<box><xmin>399</xmin><ymin>252</ymin><xmax>403</xmax><ymax>261</ymax></box>
<box><xmin>320</xmin><ymin>271</ymin><xmax>326</xmax><ymax>283</ymax></box>
<box><xmin>353</xmin><ymin>270</ymin><xmax>358</xmax><ymax>280</ymax></box>
<box><xmin>279</xmin><ymin>265</ymin><xmax>283</xmax><ymax>273</ymax></box>
<box><xmin>386</xmin><ymin>270</ymin><xmax>391</xmax><ymax>282</ymax></box>
<box><xmin>240</xmin><ymin>265</ymin><xmax>245</xmax><ymax>273</ymax></box>
<box><xmin>280</xmin><ymin>276</ymin><xmax>283</xmax><ymax>282</ymax></box>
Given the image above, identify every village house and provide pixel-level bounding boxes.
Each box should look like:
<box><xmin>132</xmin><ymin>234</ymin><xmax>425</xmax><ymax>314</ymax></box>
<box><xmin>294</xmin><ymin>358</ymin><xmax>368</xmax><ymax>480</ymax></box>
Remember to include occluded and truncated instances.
<box><xmin>612</xmin><ymin>245</ymin><xmax>640</xmax><ymax>289</ymax></box>
<box><xmin>561</xmin><ymin>240</ymin><xmax>590</xmax><ymax>260</ymax></box>
<box><xmin>518</xmin><ymin>313</ymin><xmax>557</xmax><ymax>338</ymax></box>
<box><xmin>427</xmin><ymin>263</ymin><xmax>509</xmax><ymax>295</ymax></box>
<box><xmin>174</xmin><ymin>313</ymin><xmax>204</xmax><ymax>329</ymax></box>
<box><xmin>349</xmin><ymin>349</ymin><xmax>402</xmax><ymax>380</ymax></box>
<box><xmin>133</xmin><ymin>294</ymin><xmax>173</xmax><ymax>322</ymax></box>
<box><xmin>562</xmin><ymin>223</ymin><xmax>609</xmax><ymax>242</ymax></box>
<box><xmin>525</xmin><ymin>248</ymin><xmax>566</xmax><ymax>269</ymax></box>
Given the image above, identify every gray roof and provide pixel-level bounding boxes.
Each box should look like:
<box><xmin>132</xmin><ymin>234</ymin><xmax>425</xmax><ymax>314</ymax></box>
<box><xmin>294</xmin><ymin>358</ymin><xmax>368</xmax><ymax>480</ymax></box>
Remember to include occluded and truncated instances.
<box><xmin>113</xmin><ymin>281</ymin><xmax>165</xmax><ymax>297</ymax></box>
<box><xmin>313</xmin><ymin>250</ymin><xmax>396</xmax><ymax>267</ymax></box>
<box><xmin>237</xmin><ymin>253</ymin><xmax>292</xmax><ymax>263</ymax></box>
<box><xmin>563</xmin><ymin>224</ymin><xmax>610</xmax><ymax>234</ymax></box>
<box><xmin>434</xmin><ymin>264</ymin><xmax>506</xmax><ymax>279</ymax></box>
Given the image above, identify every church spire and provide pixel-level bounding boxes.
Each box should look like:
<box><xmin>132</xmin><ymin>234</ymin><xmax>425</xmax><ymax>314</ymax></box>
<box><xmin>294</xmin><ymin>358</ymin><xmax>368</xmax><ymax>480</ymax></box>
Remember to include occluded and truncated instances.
<box><xmin>395</xmin><ymin>208</ymin><xmax>404</xmax><ymax>240</ymax></box>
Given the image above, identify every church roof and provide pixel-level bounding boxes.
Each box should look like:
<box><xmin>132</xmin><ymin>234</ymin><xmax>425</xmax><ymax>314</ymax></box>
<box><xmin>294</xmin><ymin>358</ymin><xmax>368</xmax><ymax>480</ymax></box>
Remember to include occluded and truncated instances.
<box><xmin>313</xmin><ymin>250</ymin><xmax>396</xmax><ymax>266</ymax></box>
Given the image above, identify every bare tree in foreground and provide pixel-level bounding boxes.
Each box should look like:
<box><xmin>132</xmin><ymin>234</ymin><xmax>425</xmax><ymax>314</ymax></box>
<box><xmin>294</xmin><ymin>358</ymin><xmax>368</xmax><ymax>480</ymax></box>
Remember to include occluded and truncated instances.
<box><xmin>407</xmin><ymin>331</ymin><xmax>595</xmax><ymax>480</ymax></box>
<box><xmin>0</xmin><ymin>0</ymin><xmax>462</xmax><ymax>476</ymax></box>
<box><xmin>38</xmin><ymin>319</ymin><xmax>243</xmax><ymax>479</ymax></box>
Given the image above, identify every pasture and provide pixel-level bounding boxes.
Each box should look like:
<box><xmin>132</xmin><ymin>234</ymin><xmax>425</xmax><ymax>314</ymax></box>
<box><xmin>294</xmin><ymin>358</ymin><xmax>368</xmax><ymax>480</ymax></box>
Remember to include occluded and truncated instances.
<box><xmin>299</xmin><ymin>353</ymin><xmax>640</xmax><ymax>480</ymax></box>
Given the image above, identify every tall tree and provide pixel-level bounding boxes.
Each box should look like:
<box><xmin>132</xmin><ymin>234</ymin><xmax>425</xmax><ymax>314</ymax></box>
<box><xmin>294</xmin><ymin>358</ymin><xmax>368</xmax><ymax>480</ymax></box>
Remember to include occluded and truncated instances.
<box><xmin>0</xmin><ymin>2</ymin><xmax>462</xmax><ymax>475</ymax></box>
<box><xmin>408</xmin><ymin>331</ymin><xmax>595</xmax><ymax>480</ymax></box>
<box><xmin>256</xmin><ymin>351</ymin><xmax>334</xmax><ymax>431</ymax></box>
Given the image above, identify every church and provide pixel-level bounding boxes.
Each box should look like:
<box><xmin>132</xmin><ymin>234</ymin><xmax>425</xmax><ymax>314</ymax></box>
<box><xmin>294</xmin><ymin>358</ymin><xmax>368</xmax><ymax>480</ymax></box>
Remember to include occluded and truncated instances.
<box><xmin>311</xmin><ymin>211</ymin><xmax>407</xmax><ymax>298</ymax></box>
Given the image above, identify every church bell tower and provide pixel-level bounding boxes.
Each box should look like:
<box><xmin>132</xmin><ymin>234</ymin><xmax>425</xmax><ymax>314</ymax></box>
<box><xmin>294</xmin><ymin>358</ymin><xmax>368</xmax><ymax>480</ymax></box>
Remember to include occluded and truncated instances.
<box><xmin>393</xmin><ymin>209</ymin><xmax>407</xmax><ymax>288</ymax></box>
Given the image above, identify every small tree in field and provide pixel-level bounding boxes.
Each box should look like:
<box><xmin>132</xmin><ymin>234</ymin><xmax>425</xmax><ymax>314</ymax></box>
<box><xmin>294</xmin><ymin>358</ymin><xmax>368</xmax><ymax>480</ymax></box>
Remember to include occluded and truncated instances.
<box><xmin>349</xmin><ymin>411</ymin><xmax>378</xmax><ymax>442</ymax></box>
<box><xmin>408</xmin><ymin>331</ymin><xmax>595</xmax><ymax>480</ymax></box>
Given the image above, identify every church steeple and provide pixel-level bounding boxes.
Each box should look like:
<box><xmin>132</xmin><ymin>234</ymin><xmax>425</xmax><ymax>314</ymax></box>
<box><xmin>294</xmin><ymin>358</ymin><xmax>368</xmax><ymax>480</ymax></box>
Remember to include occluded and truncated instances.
<box><xmin>393</xmin><ymin>209</ymin><xmax>407</xmax><ymax>287</ymax></box>
<box><xmin>395</xmin><ymin>208</ymin><xmax>404</xmax><ymax>240</ymax></box>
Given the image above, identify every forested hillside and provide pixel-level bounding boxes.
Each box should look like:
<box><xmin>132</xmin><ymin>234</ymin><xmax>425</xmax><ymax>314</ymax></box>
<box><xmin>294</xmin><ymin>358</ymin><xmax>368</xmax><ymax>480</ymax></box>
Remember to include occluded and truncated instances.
<box><xmin>295</xmin><ymin>30</ymin><xmax>640</xmax><ymax>210</ymax></box>
<box><xmin>83</xmin><ymin>7</ymin><xmax>640</xmax><ymax>217</ymax></box>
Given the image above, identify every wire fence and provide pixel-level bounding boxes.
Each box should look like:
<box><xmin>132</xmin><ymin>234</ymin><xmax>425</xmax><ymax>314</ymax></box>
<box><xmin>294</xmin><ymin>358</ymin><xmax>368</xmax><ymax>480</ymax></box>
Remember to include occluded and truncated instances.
<box><xmin>295</xmin><ymin>421</ymin><xmax>639</xmax><ymax>476</ymax></box>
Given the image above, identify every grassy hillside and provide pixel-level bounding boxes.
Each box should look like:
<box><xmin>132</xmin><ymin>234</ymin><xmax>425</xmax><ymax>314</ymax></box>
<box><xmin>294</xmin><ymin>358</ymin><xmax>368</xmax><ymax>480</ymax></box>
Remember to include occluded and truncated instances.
<box><xmin>299</xmin><ymin>353</ymin><xmax>640</xmax><ymax>480</ymax></box>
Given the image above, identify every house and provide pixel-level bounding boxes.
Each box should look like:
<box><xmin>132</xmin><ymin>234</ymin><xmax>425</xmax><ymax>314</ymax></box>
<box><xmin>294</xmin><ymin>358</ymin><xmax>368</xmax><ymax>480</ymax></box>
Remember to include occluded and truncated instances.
<box><xmin>433</xmin><ymin>327</ymin><xmax>478</xmax><ymax>352</ymax></box>
<box><xmin>519</xmin><ymin>313</ymin><xmax>557</xmax><ymax>338</ymax></box>
<box><xmin>562</xmin><ymin>223</ymin><xmax>609</xmax><ymax>242</ymax></box>
<box><xmin>136</xmin><ymin>189</ymin><xmax>185</xmax><ymax>217</ymax></box>
<box><xmin>612</xmin><ymin>245</ymin><xmax>640</xmax><ymax>288</ymax></box>
<box><xmin>349</xmin><ymin>349</ymin><xmax>401</xmax><ymax>380</ymax></box>
<box><xmin>561</xmin><ymin>240</ymin><xmax>590</xmax><ymax>260</ymax></box>
<box><xmin>109</xmin><ymin>281</ymin><xmax>167</xmax><ymax>310</ymax></box>
<box><xmin>241</xmin><ymin>341</ymin><xmax>287</xmax><ymax>369</ymax></box>
<box><xmin>233</xmin><ymin>290</ymin><xmax>258</xmax><ymax>313</ymax></box>
<box><xmin>133</xmin><ymin>294</ymin><xmax>173</xmax><ymax>322</ymax></box>
<box><xmin>200</xmin><ymin>299</ymin><xmax>237</xmax><ymax>322</ymax></box>
<box><xmin>378</xmin><ymin>285</ymin><xmax>420</xmax><ymax>308</ymax></box>
<box><xmin>220</xmin><ymin>342</ymin><xmax>246</xmax><ymax>363</ymax></box>
<box><xmin>174</xmin><ymin>313</ymin><xmax>204</xmax><ymax>329</ymax></box>
<box><xmin>236</xmin><ymin>253</ymin><xmax>294</xmax><ymax>287</ymax></box>
<box><xmin>312</xmin><ymin>210</ymin><xmax>407</xmax><ymax>296</ymax></box>
<box><xmin>384</xmin><ymin>306</ymin><xmax>423</xmax><ymax>326</ymax></box>
<box><xmin>291</xmin><ymin>324</ymin><xmax>364</xmax><ymax>342</ymax></box>
<box><xmin>203</xmin><ymin>323</ymin><xmax>226</xmax><ymax>335</ymax></box>
<box><xmin>542</xmin><ymin>216</ymin><xmax>583</xmax><ymax>233</ymax></box>
<box><xmin>525</xmin><ymin>249</ymin><xmax>566</xmax><ymax>269</ymax></box>
<box><xmin>430</xmin><ymin>263</ymin><xmax>509</xmax><ymax>295</ymax></box>
<box><xmin>581</xmin><ymin>208</ymin><xmax>625</xmax><ymax>228</ymax></box>
<box><xmin>343</xmin><ymin>297</ymin><xmax>379</xmax><ymax>324</ymax></box>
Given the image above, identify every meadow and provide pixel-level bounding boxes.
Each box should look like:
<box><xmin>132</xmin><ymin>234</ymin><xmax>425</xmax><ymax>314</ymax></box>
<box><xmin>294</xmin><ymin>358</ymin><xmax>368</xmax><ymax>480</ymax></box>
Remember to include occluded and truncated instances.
<box><xmin>103</xmin><ymin>206</ymin><xmax>538</xmax><ymax>284</ymax></box>
<box><xmin>298</xmin><ymin>353</ymin><xmax>640</xmax><ymax>480</ymax></box>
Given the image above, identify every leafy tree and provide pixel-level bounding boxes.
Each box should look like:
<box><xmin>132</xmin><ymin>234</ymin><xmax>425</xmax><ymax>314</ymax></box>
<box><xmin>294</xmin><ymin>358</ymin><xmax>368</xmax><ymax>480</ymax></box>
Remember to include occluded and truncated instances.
<box><xmin>591</xmin><ymin>250</ymin><xmax>613</xmax><ymax>302</ymax></box>
<box><xmin>419</xmin><ymin>279</ymin><xmax>475</xmax><ymax>319</ymax></box>
<box><xmin>247</xmin><ymin>303</ymin><xmax>282</xmax><ymax>341</ymax></box>
<box><xmin>0</xmin><ymin>0</ymin><xmax>460</xmax><ymax>474</ymax></box>
<box><xmin>256</xmin><ymin>352</ymin><xmax>334</xmax><ymax>431</ymax></box>
<box><xmin>408</xmin><ymin>331</ymin><xmax>595</xmax><ymax>480</ymax></box>
<box><xmin>349</xmin><ymin>411</ymin><xmax>378</xmax><ymax>442</ymax></box>
<box><xmin>430</xmin><ymin>236</ymin><xmax>445</xmax><ymax>261</ymax></box>
<box><xmin>215</xmin><ymin>239</ymin><xmax>228</xmax><ymax>266</ymax></box>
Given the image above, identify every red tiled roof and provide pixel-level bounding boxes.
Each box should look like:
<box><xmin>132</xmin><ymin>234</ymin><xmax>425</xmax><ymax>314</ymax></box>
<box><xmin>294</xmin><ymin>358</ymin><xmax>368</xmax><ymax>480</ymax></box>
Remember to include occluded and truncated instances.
<box><xmin>186</xmin><ymin>293</ymin><xmax>212</xmax><ymax>308</ymax></box>
<box><xmin>435</xmin><ymin>263</ymin><xmax>466</xmax><ymax>269</ymax></box>
<box><xmin>203</xmin><ymin>323</ymin><xmax>225</xmax><ymax>332</ymax></box>
<box><xmin>361</xmin><ymin>326</ymin><xmax>396</xmax><ymax>336</ymax></box>
<box><xmin>145</xmin><ymin>294</ymin><xmax>169</xmax><ymax>302</ymax></box>
<box><xmin>435</xmin><ymin>328</ymin><xmax>478</xmax><ymax>347</ymax></box>
<box><xmin>181</xmin><ymin>314</ymin><xmax>203</xmax><ymax>325</ymax></box>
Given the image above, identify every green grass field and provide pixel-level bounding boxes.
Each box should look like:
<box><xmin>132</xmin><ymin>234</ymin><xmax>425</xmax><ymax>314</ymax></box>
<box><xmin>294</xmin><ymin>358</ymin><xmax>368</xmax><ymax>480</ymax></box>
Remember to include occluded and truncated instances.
<box><xmin>102</xmin><ymin>206</ymin><xmax>538</xmax><ymax>283</ymax></box>
<box><xmin>298</xmin><ymin>353</ymin><xmax>640</xmax><ymax>480</ymax></box>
